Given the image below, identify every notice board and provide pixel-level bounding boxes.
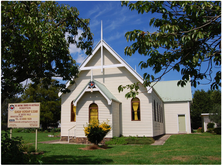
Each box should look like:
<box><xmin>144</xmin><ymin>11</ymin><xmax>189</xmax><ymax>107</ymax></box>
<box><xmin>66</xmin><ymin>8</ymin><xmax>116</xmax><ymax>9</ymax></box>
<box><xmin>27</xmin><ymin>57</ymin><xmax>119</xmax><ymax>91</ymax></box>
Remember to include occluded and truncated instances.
<box><xmin>8</xmin><ymin>103</ymin><xmax>40</xmax><ymax>128</ymax></box>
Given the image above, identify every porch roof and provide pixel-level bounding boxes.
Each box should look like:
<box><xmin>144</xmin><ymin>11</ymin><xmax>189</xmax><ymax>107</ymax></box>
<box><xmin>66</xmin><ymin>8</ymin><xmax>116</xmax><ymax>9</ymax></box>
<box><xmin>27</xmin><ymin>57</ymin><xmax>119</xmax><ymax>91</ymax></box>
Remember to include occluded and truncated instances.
<box><xmin>73</xmin><ymin>80</ymin><xmax>120</xmax><ymax>106</ymax></box>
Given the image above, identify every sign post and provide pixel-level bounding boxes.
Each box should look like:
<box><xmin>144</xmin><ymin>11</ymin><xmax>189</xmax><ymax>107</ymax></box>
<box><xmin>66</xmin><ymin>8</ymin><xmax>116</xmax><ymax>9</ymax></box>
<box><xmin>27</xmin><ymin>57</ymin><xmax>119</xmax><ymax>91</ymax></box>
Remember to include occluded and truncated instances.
<box><xmin>8</xmin><ymin>103</ymin><xmax>40</xmax><ymax>152</ymax></box>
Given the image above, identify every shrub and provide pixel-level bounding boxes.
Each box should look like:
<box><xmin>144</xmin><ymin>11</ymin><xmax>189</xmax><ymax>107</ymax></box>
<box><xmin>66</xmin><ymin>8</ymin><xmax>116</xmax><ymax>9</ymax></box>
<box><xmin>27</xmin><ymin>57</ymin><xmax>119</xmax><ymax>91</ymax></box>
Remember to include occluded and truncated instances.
<box><xmin>84</xmin><ymin>120</ymin><xmax>111</xmax><ymax>145</ymax></box>
<box><xmin>206</xmin><ymin>128</ymin><xmax>214</xmax><ymax>133</ymax></box>
<box><xmin>213</xmin><ymin>127</ymin><xmax>221</xmax><ymax>134</ymax></box>
<box><xmin>13</xmin><ymin>128</ymin><xmax>23</xmax><ymax>133</ymax></box>
<box><xmin>21</xmin><ymin>143</ymin><xmax>36</xmax><ymax>153</ymax></box>
<box><xmin>105</xmin><ymin>137</ymin><xmax>128</xmax><ymax>145</ymax></box>
<box><xmin>105</xmin><ymin>136</ymin><xmax>155</xmax><ymax>145</ymax></box>
<box><xmin>207</xmin><ymin>123</ymin><xmax>215</xmax><ymax>129</ymax></box>
<box><xmin>197</xmin><ymin>127</ymin><xmax>203</xmax><ymax>133</ymax></box>
<box><xmin>1</xmin><ymin>131</ymin><xmax>43</xmax><ymax>164</ymax></box>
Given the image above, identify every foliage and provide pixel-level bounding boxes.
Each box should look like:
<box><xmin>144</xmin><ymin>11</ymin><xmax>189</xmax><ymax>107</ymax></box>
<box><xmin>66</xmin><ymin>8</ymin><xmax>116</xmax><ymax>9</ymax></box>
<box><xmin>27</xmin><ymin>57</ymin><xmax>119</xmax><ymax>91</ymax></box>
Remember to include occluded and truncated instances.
<box><xmin>1</xmin><ymin>1</ymin><xmax>93</xmax><ymax>103</ymax></box>
<box><xmin>191</xmin><ymin>90</ymin><xmax>212</xmax><ymax>129</ymax></box>
<box><xmin>1</xmin><ymin>131</ymin><xmax>42</xmax><ymax>164</ymax></box>
<box><xmin>209</xmin><ymin>104</ymin><xmax>221</xmax><ymax>126</ymax></box>
<box><xmin>213</xmin><ymin>127</ymin><xmax>221</xmax><ymax>135</ymax></box>
<box><xmin>120</xmin><ymin>1</ymin><xmax>221</xmax><ymax>98</ymax></box>
<box><xmin>207</xmin><ymin>123</ymin><xmax>215</xmax><ymax>129</ymax></box>
<box><xmin>105</xmin><ymin>136</ymin><xmax>128</xmax><ymax>145</ymax></box>
<box><xmin>21</xmin><ymin>79</ymin><xmax>61</xmax><ymax>130</ymax></box>
<box><xmin>105</xmin><ymin>136</ymin><xmax>154</xmax><ymax>145</ymax></box>
<box><xmin>191</xmin><ymin>89</ymin><xmax>221</xmax><ymax>129</ymax></box>
<box><xmin>197</xmin><ymin>127</ymin><xmax>203</xmax><ymax>133</ymax></box>
<box><xmin>1</xmin><ymin>96</ymin><xmax>22</xmax><ymax>127</ymax></box>
<box><xmin>206</xmin><ymin>128</ymin><xmax>214</xmax><ymax>133</ymax></box>
<box><xmin>84</xmin><ymin>120</ymin><xmax>111</xmax><ymax>145</ymax></box>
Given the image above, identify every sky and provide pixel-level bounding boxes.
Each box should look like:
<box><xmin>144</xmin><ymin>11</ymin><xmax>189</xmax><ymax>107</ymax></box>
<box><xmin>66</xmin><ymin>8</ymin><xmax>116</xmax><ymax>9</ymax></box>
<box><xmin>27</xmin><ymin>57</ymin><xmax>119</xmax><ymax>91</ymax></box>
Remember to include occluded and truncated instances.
<box><xmin>57</xmin><ymin>1</ymin><xmax>220</xmax><ymax>95</ymax></box>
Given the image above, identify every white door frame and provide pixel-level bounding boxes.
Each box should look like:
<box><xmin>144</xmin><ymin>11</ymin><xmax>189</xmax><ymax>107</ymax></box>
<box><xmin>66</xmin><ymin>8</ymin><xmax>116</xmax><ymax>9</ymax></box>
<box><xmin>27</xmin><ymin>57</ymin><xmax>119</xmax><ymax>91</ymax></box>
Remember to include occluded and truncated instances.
<box><xmin>177</xmin><ymin>114</ymin><xmax>187</xmax><ymax>133</ymax></box>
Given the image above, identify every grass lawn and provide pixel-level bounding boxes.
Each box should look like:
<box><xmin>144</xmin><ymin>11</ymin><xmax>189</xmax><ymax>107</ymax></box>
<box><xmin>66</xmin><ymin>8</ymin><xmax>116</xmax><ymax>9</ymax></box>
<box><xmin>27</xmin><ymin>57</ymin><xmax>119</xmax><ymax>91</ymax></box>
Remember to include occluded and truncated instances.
<box><xmin>3</xmin><ymin>132</ymin><xmax>221</xmax><ymax>164</ymax></box>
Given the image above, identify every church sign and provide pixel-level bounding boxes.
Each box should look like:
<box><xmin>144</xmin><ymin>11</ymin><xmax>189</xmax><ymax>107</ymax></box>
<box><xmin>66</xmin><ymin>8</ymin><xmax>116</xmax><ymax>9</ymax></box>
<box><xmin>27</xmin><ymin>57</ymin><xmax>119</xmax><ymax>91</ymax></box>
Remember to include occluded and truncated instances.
<box><xmin>8</xmin><ymin>103</ymin><xmax>40</xmax><ymax>128</ymax></box>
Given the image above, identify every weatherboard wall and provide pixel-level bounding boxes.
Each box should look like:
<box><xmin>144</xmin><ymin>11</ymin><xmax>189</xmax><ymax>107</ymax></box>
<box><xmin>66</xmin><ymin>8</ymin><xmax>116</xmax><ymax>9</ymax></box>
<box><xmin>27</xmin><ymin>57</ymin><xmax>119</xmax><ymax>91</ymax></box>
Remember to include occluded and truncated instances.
<box><xmin>152</xmin><ymin>90</ymin><xmax>165</xmax><ymax>136</ymax></box>
<box><xmin>112</xmin><ymin>101</ymin><xmax>120</xmax><ymax>137</ymax></box>
<box><xmin>164</xmin><ymin>101</ymin><xmax>191</xmax><ymax>134</ymax></box>
<box><xmin>61</xmin><ymin>45</ymin><xmax>154</xmax><ymax>137</ymax></box>
<box><xmin>76</xmin><ymin>91</ymin><xmax>112</xmax><ymax>138</ymax></box>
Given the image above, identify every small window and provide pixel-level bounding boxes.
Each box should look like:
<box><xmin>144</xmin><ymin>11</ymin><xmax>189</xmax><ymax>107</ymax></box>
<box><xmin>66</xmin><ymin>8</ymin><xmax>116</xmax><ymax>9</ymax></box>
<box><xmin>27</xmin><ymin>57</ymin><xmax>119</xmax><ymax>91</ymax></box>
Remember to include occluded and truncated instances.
<box><xmin>131</xmin><ymin>98</ymin><xmax>140</xmax><ymax>121</ymax></box>
<box><xmin>89</xmin><ymin>103</ymin><xmax>98</xmax><ymax>123</ymax></box>
<box><xmin>71</xmin><ymin>101</ymin><xmax>76</xmax><ymax>122</ymax></box>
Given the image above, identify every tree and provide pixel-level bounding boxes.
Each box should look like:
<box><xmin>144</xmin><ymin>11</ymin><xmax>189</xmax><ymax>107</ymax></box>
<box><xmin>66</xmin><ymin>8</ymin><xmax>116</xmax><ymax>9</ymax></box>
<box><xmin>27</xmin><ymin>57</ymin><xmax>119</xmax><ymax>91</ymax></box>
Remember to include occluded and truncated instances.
<box><xmin>209</xmin><ymin>104</ymin><xmax>221</xmax><ymax>126</ymax></box>
<box><xmin>21</xmin><ymin>79</ymin><xmax>61</xmax><ymax>130</ymax></box>
<box><xmin>119</xmin><ymin>1</ymin><xmax>221</xmax><ymax>98</ymax></box>
<box><xmin>191</xmin><ymin>89</ymin><xmax>221</xmax><ymax>129</ymax></box>
<box><xmin>209</xmin><ymin>90</ymin><xmax>221</xmax><ymax>126</ymax></box>
<box><xmin>1</xmin><ymin>1</ymin><xmax>93</xmax><ymax>103</ymax></box>
<box><xmin>191</xmin><ymin>90</ymin><xmax>212</xmax><ymax>129</ymax></box>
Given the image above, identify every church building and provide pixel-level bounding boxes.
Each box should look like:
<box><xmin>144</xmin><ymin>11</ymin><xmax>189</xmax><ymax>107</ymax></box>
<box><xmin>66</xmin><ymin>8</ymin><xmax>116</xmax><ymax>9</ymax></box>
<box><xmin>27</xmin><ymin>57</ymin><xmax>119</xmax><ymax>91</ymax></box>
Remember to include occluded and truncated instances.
<box><xmin>59</xmin><ymin>23</ymin><xmax>192</xmax><ymax>143</ymax></box>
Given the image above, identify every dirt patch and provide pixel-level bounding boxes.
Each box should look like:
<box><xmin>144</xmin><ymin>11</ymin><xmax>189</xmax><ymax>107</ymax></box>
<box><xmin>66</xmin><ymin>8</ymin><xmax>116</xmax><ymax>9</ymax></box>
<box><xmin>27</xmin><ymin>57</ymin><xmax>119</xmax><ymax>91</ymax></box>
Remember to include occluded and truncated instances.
<box><xmin>109</xmin><ymin>151</ymin><xmax>130</xmax><ymax>156</ymax></box>
<box><xmin>205</xmin><ymin>156</ymin><xmax>221</xmax><ymax>161</ymax></box>
<box><xmin>198</xmin><ymin>136</ymin><xmax>213</xmax><ymax>138</ymax></box>
<box><xmin>79</xmin><ymin>144</ymin><xmax>110</xmax><ymax>150</ymax></box>
<box><xmin>171</xmin><ymin>156</ymin><xmax>191</xmax><ymax>161</ymax></box>
<box><xmin>23</xmin><ymin>151</ymin><xmax>44</xmax><ymax>155</ymax></box>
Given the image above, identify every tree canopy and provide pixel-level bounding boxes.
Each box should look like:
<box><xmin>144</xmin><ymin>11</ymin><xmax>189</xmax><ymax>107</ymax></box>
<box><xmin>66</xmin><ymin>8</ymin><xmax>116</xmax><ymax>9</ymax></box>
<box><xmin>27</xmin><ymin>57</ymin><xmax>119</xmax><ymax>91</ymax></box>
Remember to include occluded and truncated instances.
<box><xmin>1</xmin><ymin>1</ymin><xmax>93</xmax><ymax>102</ymax></box>
<box><xmin>191</xmin><ymin>89</ymin><xmax>221</xmax><ymax>129</ymax></box>
<box><xmin>21</xmin><ymin>79</ymin><xmax>61</xmax><ymax>130</ymax></box>
<box><xmin>120</xmin><ymin>1</ymin><xmax>221</xmax><ymax>98</ymax></box>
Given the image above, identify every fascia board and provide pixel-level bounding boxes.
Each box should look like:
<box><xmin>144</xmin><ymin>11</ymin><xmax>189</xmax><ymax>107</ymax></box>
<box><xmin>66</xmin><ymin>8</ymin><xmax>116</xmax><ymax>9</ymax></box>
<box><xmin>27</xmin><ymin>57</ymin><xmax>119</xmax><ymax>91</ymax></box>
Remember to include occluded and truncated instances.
<box><xmin>102</xmin><ymin>41</ymin><xmax>153</xmax><ymax>93</ymax></box>
<box><xmin>79</xmin><ymin>41</ymin><xmax>102</xmax><ymax>70</ymax></box>
<box><xmin>73</xmin><ymin>84</ymin><xmax>112</xmax><ymax>106</ymax></box>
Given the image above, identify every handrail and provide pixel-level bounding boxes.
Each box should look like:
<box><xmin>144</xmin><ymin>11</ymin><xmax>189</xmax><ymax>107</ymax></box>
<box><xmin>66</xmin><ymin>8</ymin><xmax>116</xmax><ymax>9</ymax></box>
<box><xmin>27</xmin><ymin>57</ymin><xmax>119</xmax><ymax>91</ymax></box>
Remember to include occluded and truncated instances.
<box><xmin>68</xmin><ymin>125</ymin><xmax>76</xmax><ymax>143</ymax></box>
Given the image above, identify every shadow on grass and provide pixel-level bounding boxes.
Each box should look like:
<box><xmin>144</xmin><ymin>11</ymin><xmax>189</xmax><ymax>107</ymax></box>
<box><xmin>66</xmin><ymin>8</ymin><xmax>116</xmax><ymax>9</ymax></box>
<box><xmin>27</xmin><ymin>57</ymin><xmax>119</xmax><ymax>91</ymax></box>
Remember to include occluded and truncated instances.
<box><xmin>41</xmin><ymin>155</ymin><xmax>113</xmax><ymax>164</ymax></box>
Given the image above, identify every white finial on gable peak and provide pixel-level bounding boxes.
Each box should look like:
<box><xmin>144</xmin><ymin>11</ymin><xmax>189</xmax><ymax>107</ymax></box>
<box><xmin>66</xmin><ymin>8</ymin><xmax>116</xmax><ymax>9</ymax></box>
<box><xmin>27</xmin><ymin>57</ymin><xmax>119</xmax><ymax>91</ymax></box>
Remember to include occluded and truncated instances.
<box><xmin>101</xmin><ymin>20</ymin><xmax>103</xmax><ymax>41</ymax></box>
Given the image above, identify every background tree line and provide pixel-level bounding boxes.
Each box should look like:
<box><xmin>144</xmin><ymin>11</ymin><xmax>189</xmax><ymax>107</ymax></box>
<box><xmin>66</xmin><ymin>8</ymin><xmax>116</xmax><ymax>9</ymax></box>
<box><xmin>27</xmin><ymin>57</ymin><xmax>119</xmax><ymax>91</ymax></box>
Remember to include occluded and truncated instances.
<box><xmin>191</xmin><ymin>89</ymin><xmax>221</xmax><ymax>129</ymax></box>
<box><xmin>1</xmin><ymin>79</ymin><xmax>61</xmax><ymax>130</ymax></box>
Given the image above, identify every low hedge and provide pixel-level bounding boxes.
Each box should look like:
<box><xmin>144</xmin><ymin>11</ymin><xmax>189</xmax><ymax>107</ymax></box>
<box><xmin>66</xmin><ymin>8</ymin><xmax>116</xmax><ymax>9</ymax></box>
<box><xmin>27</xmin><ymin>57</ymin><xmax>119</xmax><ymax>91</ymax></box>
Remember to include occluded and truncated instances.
<box><xmin>105</xmin><ymin>136</ymin><xmax>155</xmax><ymax>145</ymax></box>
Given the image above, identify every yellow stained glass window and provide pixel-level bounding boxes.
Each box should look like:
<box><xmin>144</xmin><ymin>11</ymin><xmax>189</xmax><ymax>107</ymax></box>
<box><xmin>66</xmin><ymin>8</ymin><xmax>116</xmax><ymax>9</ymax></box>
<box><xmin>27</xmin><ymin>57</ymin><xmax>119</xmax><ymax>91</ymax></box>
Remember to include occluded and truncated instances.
<box><xmin>89</xmin><ymin>103</ymin><xmax>98</xmax><ymax>123</ymax></box>
<box><xmin>71</xmin><ymin>101</ymin><xmax>76</xmax><ymax>122</ymax></box>
<box><xmin>132</xmin><ymin>98</ymin><xmax>140</xmax><ymax>121</ymax></box>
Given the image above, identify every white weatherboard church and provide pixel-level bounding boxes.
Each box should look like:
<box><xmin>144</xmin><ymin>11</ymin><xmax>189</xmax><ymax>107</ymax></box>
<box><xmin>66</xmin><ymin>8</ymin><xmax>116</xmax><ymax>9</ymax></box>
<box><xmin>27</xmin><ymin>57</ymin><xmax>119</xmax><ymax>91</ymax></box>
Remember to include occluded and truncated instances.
<box><xmin>59</xmin><ymin>23</ymin><xmax>192</xmax><ymax>143</ymax></box>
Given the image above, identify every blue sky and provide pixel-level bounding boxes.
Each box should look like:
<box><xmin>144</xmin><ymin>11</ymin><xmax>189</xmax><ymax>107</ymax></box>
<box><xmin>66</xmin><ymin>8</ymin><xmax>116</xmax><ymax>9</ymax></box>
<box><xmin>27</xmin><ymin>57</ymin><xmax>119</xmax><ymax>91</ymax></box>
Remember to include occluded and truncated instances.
<box><xmin>57</xmin><ymin>1</ymin><xmax>220</xmax><ymax>95</ymax></box>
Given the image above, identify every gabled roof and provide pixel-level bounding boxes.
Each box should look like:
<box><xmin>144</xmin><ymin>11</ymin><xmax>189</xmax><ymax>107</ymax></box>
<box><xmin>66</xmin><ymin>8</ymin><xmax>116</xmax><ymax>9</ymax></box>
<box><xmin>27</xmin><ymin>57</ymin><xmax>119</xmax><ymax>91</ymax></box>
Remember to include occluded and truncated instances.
<box><xmin>59</xmin><ymin>39</ymin><xmax>152</xmax><ymax>97</ymax></box>
<box><xmin>73</xmin><ymin>80</ymin><xmax>120</xmax><ymax>106</ymax></box>
<box><xmin>79</xmin><ymin>40</ymin><xmax>149</xmax><ymax>88</ymax></box>
<box><xmin>152</xmin><ymin>80</ymin><xmax>192</xmax><ymax>102</ymax></box>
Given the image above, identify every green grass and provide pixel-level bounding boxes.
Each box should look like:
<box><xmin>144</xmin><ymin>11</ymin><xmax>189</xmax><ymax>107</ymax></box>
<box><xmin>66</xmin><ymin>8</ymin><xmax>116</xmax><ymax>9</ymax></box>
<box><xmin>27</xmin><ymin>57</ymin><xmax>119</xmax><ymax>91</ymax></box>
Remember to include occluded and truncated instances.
<box><xmin>2</xmin><ymin>131</ymin><xmax>60</xmax><ymax>143</ymax></box>
<box><xmin>2</xmin><ymin>132</ymin><xmax>221</xmax><ymax>164</ymax></box>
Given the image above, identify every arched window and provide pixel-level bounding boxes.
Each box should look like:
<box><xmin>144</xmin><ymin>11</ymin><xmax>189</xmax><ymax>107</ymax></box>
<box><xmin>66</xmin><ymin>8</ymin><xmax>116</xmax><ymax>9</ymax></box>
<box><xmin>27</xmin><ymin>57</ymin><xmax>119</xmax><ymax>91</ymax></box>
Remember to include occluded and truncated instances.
<box><xmin>71</xmin><ymin>101</ymin><xmax>76</xmax><ymax>122</ymax></box>
<box><xmin>89</xmin><ymin>103</ymin><xmax>98</xmax><ymax>123</ymax></box>
<box><xmin>131</xmin><ymin>98</ymin><xmax>140</xmax><ymax>121</ymax></box>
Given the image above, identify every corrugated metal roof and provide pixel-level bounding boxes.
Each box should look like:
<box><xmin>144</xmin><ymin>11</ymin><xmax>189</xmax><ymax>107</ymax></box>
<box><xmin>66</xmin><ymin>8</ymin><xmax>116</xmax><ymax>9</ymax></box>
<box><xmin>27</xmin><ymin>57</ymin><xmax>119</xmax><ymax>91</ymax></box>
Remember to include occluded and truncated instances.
<box><xmin>94</xmin><ymin>80</ymin><xmax>120</xmax><ymax>103</ymax></box>
<box><xmin>152</xmin><ymin>80</ymin><xmax>192</xmax><ymax>102</ymax></box>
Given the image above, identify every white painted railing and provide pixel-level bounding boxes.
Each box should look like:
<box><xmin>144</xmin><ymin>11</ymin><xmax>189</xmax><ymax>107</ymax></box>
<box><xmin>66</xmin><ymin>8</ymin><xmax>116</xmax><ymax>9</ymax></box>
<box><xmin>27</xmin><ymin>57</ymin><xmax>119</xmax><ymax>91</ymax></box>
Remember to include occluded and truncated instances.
<box><xmin>68</xmin><ymin>125</ymin><xmax>76</xmax><ymax>143</ymax></box>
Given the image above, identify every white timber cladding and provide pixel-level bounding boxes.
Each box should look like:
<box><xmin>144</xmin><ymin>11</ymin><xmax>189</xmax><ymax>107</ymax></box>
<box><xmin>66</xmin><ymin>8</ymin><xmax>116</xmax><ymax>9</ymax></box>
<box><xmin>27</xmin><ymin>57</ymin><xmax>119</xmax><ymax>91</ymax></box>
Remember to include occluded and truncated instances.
<box><xmin>112</xmin><ymin>101</ymin><xmax>120</xmax><ymax>137</ymax></box>
<box><xmin>164</xmin><ymin>102</ymin><xmax>191</xmax><ymax>134</ymax></box>
<box><xmin>77</xmin><ymin>91</ymin><xmax>112</xmax><ymax>138</ymax></box>
<box><xmin>152</xmin><ymin>90</ymin><xmax>165</xmax><ymax>137</ymax></box>
<box><xmin>60</xmin><ymin>36</ymin><xmax>192</xmax><ymax>138</ymax></box>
